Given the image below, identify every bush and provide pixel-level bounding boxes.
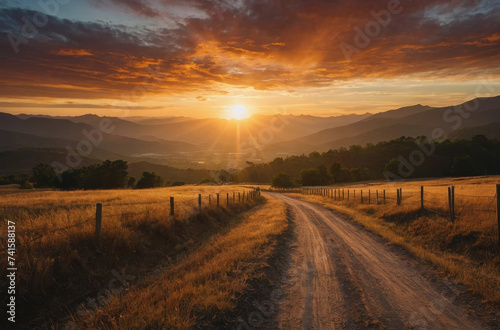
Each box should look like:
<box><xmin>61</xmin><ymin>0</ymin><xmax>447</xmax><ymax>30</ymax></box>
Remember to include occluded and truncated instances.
<box><xmin>171</xmin><ymin>181</ymin><xmax>185</xmax><ymax>187</ymax></box>
<box><xmin>136</xmin><ymin>172</ymin><xmax>163</xmax><ymax>189</ymax></box>
<box><xmin>33</xmin><ymin>163</ymin><xmax>57</xmax><ymax>188</ymax></box>
<box><xmin>199</xmin><ymin>178</ymin><xmax>216</xmax><ymax>184</ymax></box>
<box><xmin>19</xmin><ymin>179</ymin><xmax>33</xmax><ymax>189</ymax></box>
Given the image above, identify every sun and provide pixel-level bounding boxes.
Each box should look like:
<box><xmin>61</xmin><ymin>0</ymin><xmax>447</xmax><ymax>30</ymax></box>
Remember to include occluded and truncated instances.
<box><xmin>226</xmin><ymin>105</ymin><xmax>251</xmax><ymax>120</ymax></box>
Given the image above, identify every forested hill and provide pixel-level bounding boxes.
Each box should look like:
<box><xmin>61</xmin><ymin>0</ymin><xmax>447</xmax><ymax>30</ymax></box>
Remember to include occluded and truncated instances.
<box><xmin>236</xmin><ymin>135</ymin><xmax>500</xmax><ymax>185</ymax></box>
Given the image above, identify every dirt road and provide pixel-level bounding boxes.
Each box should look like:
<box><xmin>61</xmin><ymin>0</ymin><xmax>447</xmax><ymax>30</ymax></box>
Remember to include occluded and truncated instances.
<box><xmin>266</xmin><ymin>192</ymin><xmax>483</xmax><ymax>329</ymax></box>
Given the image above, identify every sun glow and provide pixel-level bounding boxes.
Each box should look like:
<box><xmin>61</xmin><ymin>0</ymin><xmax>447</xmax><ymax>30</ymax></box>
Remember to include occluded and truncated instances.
<box><xmin>226</xmin><ymin>104</ymin><xmax>251</xmax><ymax>120</ymax></box>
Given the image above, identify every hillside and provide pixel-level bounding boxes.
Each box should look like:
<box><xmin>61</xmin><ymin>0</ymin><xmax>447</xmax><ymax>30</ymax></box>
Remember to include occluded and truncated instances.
<box><xmin>265</xmin><ymin>96</ymin><xmax>500</xmax><ymax>155</ymax></box>
<box><xmin>3</xmin><ymin>95</ymin><xmax>499</xmax><ymax>169</ymax></box>
<box><xmin>0</xmin><ymin>113</ymin><xmax>94</xmax><ymax>140</ymax></box>
<box><xmin>14</xmin><ymin>113</ymin><xmax>372</xmax><ymax>146</ymax></box>
<box><xmin>0</xmin><ymin>148</ymin><xmax>99</xmax><ymax>175</ymax></box>
<box><xmin>448</xmin><ymin>122</ymin><xmax>500</xmax><ymax>140</ymax></box>
<box><xmin>0</xmin><ymin>147</ymin><xmax>216</xmax><ymax>183</ymax></box>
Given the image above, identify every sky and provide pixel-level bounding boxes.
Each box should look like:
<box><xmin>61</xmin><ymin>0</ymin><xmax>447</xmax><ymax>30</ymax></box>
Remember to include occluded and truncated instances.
<box><xmin>0</xmin><ymin>0</ymin><xmax>499</xmax><ymax>118</ymax></box>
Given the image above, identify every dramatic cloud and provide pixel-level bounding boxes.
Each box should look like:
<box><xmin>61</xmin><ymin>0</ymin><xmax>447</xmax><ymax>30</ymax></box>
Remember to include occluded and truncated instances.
<box><xmin>0</xmin><ymin>0</ymin><xmax>499</xmax><ymax>114</ymax></box>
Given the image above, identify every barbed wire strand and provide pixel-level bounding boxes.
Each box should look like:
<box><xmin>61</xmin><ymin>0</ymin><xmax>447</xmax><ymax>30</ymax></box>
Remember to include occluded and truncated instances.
<box><xmin>20</xmin><ymin>216</ymin><xmax>94</xmax><ymax>246</ymax></box>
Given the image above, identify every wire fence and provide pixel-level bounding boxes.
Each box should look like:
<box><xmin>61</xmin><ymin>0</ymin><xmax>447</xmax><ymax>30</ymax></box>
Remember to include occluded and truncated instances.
<box><xmin>268</xmin><ymin>184</ymin><xmax>500</xmax><ymax>247</ymax></box>
<box><xmin>13</xmin><ymin>188</ymin><xmax>261</xmax><ymax>248</ymax></box>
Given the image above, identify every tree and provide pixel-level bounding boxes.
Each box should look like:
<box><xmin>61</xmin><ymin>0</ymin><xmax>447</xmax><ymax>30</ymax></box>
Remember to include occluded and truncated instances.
<box><xmin>33</xmin><ymin>163</ymin><xmax>57</xmax><ymax>188</ymax></box>
<box><xmin>56</xmin><ymin>169</ymin><xmax>83</xmax><ymax>190</ymax></box>
<box><xmin>329</xmin><ymin>162</ymin><xmax>342</xmax><ymax>183</ymax></box>
<box><xmin>299</xmin><ymin>168</ymin><xmax>323</xmax><ymax>186</ymax></box>
<box><xmin>136</xmin><ymin>172</ymin><xmax>163</xmax><ymax>189</ymax></box>
<box><xmin>218</xmin><ymin>170</ymin><xmax>230</xmax><ymax>183</ymax></box>
<box><xmin>271</xmin><ymin>173</ymin><xmax>294</xmax><ymax>188</ymax></box>
<box><xmin>95</xmin><ymin>160</ymin><xmax>128</xmax><ymax>189</ymax></box>
<box><xmin>384</xmin><ymin>158</ymin><xmax>401</xmax><ymax>176</ymax></box>
<box><xmin>451</xmin><ymin>156</ymin><xmax>475</xmax><ymax>177</ymax></box>
<box><xmin>309</xmin><ymin>151</ymin><xmax>321</xmax><ymax>158</ymax></box>
<box><xmin>127</xmin><ymin>177</ymin><xmax>136</xmax><ymax>188</ymax></box>
<box><xmin>317</xmin><ymin>164</ymin><xmax>330</xmax><ymax>185</ymax></box>
<box><xmin>19</xmin><ymin>174</ymin><xmax>32</xmax><ymax>189</ymax></box>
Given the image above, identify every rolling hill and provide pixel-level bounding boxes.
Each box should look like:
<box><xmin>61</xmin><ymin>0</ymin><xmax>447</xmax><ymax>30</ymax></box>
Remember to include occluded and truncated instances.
<box><xmin>2</xmin><ymin>95</ymin><xmax>499</xmax><ymax>172</ymax></box>
<box><xmin>0</xmin><ymin>148</ymin><xmax>99</xmax><ymax>176</ymax></box>
<box><xmin>264</xmin><ymin>96</ymin><xmax>500</xmax><ymax>155</ymax></box>
<box><xmin>448</xmin><ymin>122</ymin><xmax>500</xmax><ymax>141</ymax></box>
<box><xmin>15</xmin><ymin>112</ymin><xmax>372</xmax><ymax>146</ymax></box>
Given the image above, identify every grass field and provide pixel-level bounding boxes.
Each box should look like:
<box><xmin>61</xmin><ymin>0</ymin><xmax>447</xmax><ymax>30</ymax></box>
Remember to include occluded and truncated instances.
<box><xmin>0</xmin><ymin>185</ymin><xmax>271</xmax><ymax>328</ymax></box>
<box><xmin>79</xmin><ymin>197</ymin><xmax>288</xmax><ymax>329</ymax></box>
<box><xmin>282</xmin><ymin>176</ymin><xmax>500</xmax><ymax>302</ymax></box>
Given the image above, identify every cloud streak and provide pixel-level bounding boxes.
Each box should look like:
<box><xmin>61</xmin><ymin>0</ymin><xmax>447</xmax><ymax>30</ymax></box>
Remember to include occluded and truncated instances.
<box><xmin>0</xmin><ymin>0</ymin><xmax>499</xmax><ymax>104</ymax></box>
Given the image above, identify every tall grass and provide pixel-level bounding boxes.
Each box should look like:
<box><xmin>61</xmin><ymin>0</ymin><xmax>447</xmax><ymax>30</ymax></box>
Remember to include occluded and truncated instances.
<box><xmin>0</xmin><ymin>185</ymin><xmax>261</xmax><ymax>328</ymax></box>
<box><xmin>75</xmin><ymin>197</ymin><xmax>288</xmax><ymax>329</ymax></box>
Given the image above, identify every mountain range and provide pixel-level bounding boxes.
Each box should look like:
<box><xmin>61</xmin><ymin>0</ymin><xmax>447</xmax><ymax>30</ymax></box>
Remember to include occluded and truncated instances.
<box><xmin>0</xmin><ymin>95</ymin><xmax>499</xmax><ymax>177</ymax></box>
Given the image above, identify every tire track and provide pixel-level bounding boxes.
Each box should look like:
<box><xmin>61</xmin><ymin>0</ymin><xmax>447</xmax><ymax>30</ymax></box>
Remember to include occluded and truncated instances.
<box><xmin>267</xmin><ymin>192</ymin><xmax>483</xmax><ymax>329</ymax></box>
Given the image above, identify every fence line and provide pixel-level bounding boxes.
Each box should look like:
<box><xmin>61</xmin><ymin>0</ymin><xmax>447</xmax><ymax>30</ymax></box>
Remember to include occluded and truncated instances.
<box><xmin>269</xmin><ymin>184</ymin><xmax>500</xmax><ymax>247</ymax></box>
<box><xmin>19</xmin><ymin>188</ymin><xmax>261</xmax><ymax>248</ymax></box>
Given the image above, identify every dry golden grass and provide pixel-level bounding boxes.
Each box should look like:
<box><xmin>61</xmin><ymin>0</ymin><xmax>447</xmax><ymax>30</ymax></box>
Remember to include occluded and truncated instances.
<box><xmin>284</xmin><ymin>176</ymin><xmax>500</xmax><ymax>302</ymax></box>
<box><xmin>70</xmin><ymin>197</ymin><xmax>288</xmax><ymax>329</ymax></box>
<box><xmin>0</xmin><ymin>185</ymin><xmax>262</xmax><ymax>327</ymax></box>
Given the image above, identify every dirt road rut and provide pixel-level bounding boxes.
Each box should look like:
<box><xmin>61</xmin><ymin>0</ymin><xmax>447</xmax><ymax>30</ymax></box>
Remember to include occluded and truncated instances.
<box><xmin>267</xmin><ymin>192</ymin><xmax>483</xmax><ymax>329</ymax></box>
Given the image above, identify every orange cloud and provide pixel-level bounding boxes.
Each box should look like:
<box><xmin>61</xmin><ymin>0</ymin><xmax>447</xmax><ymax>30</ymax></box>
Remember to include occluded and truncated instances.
<box><xmin>54</xmin><ymin>49</ymin><xmax>93</xmax><ymax>56</ymax></box>
<box><xmin>1</xmin><ymin>1</ymin><xmax>500</xmax><ymax>104</ymax></box>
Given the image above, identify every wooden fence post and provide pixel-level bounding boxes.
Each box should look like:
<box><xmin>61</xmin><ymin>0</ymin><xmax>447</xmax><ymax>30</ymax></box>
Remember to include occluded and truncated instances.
<box><xmin>95</xmin><ymin>203</ymin><xmax>102</xmax><ymax>242</ymax></box>
<box><xmin>451</xmin><ymin>186</ymin><xmax>455</xmax><ymax>223</ymax></box>
<box><xmin>496</xmin><ymin>184</ymin><xmax>500</xmax><ymax>248</ymax></box>
<box><xmin>354</xmin><ymin>190</ymin><xmax>356</xmax><ymax>201</ymax></box>
<box><xmin>233</xmin><ymin>192</ymin><xmax>235</xmax><ymax>203</ymax></box>
<box><xmin>397</xmin><ymin>189</ymin><xmax>400</xmax><ymax>205</ymax></box>
<box><xmin>239</xmin><ymin>192</ymin><xmax>241</xmax><ymax>202</ymax></box>
<box><xmin>170</xmin><ymin>197</ymin><xmax>174</xmax><ymax>216</ymax></box>
<box><xmin>376</xmin><ymin>190</ymin><xmax>379</xmax><ymax>204</ymax></box>
<box><xmin>209</xmin><ymin>194</ymin><xmax>211</xmax><ymax>205</ymax></box>
<box><xmin>347</xmin><ymin>189</ymin><xmax>349</xmax><ymax>201</ymax></box>
<box><xmin>421</xmin><ymin>186</ymin><xmax>424</xmax><ymax>210</ymax></box>
<box><xmin>217</xmin><ymin>193</ymin><xmax>220</xmax><ymax>207</ymax></box>
<box><xmin>383</xmin><ymin>190</ymin><xmax>386</xmax><ymax>204</ymax></box>
<box><xmin>368</xmin><ymin>189</ymin><xmax>371</xmax><ymax>204</ymax></box>
<box><xmin>448</xmin><ymin>187</ymin><xmax>453</xmax><ymax>222</ymax></box>
<box><xmin>342</xmin><ymin>189</ymin><xmax>344</xmax><ymax>200</ymax></box>
<box><xmin>198</xmin><ymin>194</ymin><xmax>202</xmax><ymax>212</ymax></box>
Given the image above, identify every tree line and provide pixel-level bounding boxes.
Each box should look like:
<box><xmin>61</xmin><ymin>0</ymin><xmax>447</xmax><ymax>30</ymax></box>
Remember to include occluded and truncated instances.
<box><xmin>31</xmin><ymin>160</ymin><xmax>166</xmax><ymax>190</ymax></box>
<box><xmin>235</xmin><ymin>135</ymin><xmax>500</xmax><ymax>187</ymax></box>
<box><xmin>4</xmin><ymin>135</ymin><xmax>499</xmax><ymax>190</ymax></box>
<box><xmin>24</xmin><ymin>161</ymin><xmax>236</xmax><ymax>190</ymax></box>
